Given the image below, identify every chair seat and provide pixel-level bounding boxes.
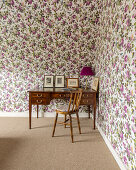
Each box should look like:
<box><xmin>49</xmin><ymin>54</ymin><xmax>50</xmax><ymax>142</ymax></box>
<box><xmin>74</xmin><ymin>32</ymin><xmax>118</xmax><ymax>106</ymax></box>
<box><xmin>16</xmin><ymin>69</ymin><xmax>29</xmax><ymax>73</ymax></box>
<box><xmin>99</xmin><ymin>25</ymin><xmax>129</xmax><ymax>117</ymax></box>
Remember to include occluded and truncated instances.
<box><xmin>56</xmin><ymin>104</ymin><xmax>75</xmax><ymax>113</ymax></box>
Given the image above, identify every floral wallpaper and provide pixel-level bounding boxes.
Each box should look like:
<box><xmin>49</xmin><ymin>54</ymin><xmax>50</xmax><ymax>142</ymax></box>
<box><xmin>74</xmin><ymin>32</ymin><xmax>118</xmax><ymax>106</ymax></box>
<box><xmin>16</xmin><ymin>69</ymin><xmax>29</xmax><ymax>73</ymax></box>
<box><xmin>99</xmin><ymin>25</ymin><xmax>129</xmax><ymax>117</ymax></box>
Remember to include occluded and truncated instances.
<box><xmin>0</xmin><ymin>0</ymin><xmax>136</xmax><ymax>169</ymax></box>
<box><xmin>95</xmin><ymin>0</ymin><xmax>136</xmax><ymax>169</ymax></box>
<box><xmin>0</xmin><ymin>0</ymin><xmax>99</xmax><ymax>112</ymax></box>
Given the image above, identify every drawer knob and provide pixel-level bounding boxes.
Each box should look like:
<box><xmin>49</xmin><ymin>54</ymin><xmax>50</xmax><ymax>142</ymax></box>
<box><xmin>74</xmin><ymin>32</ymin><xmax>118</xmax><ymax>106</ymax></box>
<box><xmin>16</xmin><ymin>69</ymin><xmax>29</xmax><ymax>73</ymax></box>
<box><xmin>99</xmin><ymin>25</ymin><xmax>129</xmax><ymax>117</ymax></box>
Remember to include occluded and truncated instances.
<box><xmin>37</xmin><ymin>94</ymin><xmax>42</xmax><ymax>97</ymax></box>
<box><xmin>36</xmin><ymin>100</ymin><xmax>42</xmax><ymax>103</ymax></box>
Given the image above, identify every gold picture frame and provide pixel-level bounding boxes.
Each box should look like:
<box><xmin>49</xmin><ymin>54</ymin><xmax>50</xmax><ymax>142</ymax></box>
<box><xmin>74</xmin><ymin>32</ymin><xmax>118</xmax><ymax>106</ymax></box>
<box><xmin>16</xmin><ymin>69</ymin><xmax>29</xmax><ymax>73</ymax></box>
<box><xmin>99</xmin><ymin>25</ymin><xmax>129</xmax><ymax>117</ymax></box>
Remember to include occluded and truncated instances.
<box><xmin>67</xmin><ymin>78</ymin><xmax>79</xmax><ymax>88</ymax></box>
<box><xmin>92</xmin><ymin>77</ymin><xmax>99</xmax><ymax>91</ymax></box>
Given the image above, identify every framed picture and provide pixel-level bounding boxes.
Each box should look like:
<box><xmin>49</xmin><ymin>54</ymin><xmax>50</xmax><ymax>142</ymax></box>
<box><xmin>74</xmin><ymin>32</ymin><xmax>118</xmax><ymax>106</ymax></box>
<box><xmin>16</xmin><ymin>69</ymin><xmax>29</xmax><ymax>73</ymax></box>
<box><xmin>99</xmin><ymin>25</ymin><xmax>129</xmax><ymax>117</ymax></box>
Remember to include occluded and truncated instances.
<box><xmin>43</xmin><ymin>75</ymin><xmax>54</xmax><ymax>88</ymax></box>
<box><xmin>67</xmin><ymin>78</ymin><xmax>79</xmax><ymax>88</ymax></box>
<box><xmin>92</xmin><ymin>77</ymin><xmax>99</xmax><ymax>91</ymax></box>
<box><xmin>55</xmin><ymin>75</ymin><xmax>65</xmax><ymax>88</ymax></box>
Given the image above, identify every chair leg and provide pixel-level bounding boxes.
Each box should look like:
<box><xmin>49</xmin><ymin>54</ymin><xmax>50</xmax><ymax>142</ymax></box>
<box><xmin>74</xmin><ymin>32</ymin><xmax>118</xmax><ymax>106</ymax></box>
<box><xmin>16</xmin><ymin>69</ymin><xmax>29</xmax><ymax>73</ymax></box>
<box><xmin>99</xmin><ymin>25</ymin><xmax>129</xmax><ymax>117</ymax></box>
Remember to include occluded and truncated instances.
<box><xmin>69</xmin><ymin>114</ymin><xmax>74</xmax><ymax>143</ymax></box>
<box><xmin>52</xmin><ymin>113</ymin><xmax>58</xmax><ymax>137</ymax></box>
<box><xmin>64</xmin><ymin>114</ymin><xmax>66</xmax><ymax>128</ymax></box>
<box><xmin>76</xmin><ymin>112</ymin><xmax>81</xmax><ymax>134</ymax></box>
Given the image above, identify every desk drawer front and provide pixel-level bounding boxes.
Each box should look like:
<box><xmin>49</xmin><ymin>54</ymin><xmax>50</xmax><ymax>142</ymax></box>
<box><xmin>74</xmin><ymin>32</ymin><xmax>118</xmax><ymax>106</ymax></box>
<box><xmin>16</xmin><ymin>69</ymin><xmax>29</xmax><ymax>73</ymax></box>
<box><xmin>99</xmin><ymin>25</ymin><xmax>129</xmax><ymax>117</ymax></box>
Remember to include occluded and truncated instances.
<box><xmin>82</xmin><ymin>93</ymin><xmax>94</xmax><ymax>98</ymax></box>
<box><xmin>31</xmin><ymin>92</ymin><xmax>50</xmax><ymax>98</ymax></box>
<box><xmin>80</xmin><ymin>98</ymin><xmax>94</xmax><ymax>105</ymax></box>
<box><xmin>31</xmin><ymin>98</ymin><xmax>50</xmax><ymax>105</ymax></box>
<box><xmin>52</xmin><ymin>93</ymin><xmax>70</xmax><ymax>99</ymax></box>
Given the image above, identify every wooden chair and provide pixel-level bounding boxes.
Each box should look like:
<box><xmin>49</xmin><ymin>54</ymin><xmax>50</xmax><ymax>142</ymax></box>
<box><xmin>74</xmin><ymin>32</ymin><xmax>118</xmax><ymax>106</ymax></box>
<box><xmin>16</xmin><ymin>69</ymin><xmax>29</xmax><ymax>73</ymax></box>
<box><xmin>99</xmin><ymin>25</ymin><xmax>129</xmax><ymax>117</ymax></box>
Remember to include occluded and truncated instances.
<box><xmin>52</xmin><ymin>88</ymin><xmax>83</xmax><ymax>143</ymax></box>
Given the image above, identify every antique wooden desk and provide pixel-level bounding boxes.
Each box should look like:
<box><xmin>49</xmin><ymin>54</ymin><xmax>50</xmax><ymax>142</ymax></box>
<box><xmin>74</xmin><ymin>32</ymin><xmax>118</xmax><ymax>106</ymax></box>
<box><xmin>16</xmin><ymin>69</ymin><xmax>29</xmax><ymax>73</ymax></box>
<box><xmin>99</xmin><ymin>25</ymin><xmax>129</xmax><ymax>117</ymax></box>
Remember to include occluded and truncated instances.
<box><xmin>28</xmin><ymin>88</ymin><xmax>97</xmax><ymax>129</ymax></box>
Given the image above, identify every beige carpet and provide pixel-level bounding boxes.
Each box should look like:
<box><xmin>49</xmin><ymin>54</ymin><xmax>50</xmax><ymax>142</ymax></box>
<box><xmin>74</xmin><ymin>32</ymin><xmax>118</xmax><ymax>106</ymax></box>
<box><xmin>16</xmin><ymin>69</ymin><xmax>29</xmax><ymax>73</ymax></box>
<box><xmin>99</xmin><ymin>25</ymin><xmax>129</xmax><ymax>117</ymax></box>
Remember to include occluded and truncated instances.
<box><xmin>0</xmin><ymin>117</ymin><xmax>120</xmax><ymax>170</ymax></box>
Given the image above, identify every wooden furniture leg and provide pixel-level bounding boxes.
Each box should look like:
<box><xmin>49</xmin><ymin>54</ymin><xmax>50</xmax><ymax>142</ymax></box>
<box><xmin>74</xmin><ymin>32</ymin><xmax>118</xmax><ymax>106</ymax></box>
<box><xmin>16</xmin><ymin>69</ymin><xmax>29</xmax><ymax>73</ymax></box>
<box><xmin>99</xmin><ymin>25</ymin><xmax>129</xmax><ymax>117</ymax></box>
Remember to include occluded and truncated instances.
<box><xmin>76</xmin><ymin>112</ymin><xmax>81</xmax><ymax>134</ymax></box>
<box><xmin>69</xmin><ymin>114</ymin><xmax>73</xmax><ymax>143</ymax></box>
<box><xmin>52</xmin><ymin>113</ymin><xmax>58</xmax><ymax>137</ymax></box>
<box><xmin>37</xmin><ymin>105</ymin><xmax>39</xmax><ymax>118</ymax></box>
<box><xmin>64</xmin><ymin>114</ymin><xmax>66</xmax><ymax>128</ymax></box>
<box><xmin>88</xmin><ymin>105</ymin><xmax>90</xmax><ymax>118</ymax></box>
<box><xmin>29</xmin><ymin>103</ymin><xmax>32</xmax><ymax>129</ymax></box>
<box><xmin>94</xmin><ymin>105</ymin><xmax>96</xmax><ymax>129</ymax></box>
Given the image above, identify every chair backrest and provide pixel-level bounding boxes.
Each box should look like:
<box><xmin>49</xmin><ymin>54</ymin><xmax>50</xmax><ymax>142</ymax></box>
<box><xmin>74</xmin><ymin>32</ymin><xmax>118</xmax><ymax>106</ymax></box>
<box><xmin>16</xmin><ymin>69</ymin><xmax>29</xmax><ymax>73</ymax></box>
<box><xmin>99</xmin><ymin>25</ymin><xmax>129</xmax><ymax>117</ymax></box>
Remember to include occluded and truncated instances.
<box><xmin>67</xmin><ymin>88</ymin><xmax>83</xmax><ymax>113</ymax></box>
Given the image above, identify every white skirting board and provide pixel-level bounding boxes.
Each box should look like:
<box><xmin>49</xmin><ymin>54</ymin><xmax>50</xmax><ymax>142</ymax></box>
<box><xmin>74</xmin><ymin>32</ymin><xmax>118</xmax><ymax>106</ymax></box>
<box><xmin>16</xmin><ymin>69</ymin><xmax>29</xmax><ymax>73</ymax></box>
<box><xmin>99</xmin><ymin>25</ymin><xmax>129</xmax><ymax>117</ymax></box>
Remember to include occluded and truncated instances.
<box><xmin>0</xmin><ymin>111</ymin><xmax>89</xmax><ymax>117</ymax></box>
<box><xmin>96</xmin><ymin>122</ymin><xmax>127</xmax><ymax>170</ymax></box>
<box><xmin>0</xmin><ymin>111</ymin><xmax>127</xmax><ymax>170</ymax></box>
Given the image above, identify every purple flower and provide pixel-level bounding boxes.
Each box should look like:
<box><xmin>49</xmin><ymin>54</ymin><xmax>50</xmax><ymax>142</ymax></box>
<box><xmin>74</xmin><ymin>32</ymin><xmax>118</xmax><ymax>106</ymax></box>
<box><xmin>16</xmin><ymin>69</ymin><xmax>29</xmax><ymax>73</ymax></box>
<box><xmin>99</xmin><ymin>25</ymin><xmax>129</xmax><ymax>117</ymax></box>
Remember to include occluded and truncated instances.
<box><xmin>46</xmin><ymin>29</ymin><xmax>50</xmax><ymax>33</ymax></box>
<box><xmin>53</xmin><ymin>0</ymin><xmax>58</xmax><ymax>3</ymax></box>
<box><xmin>28</xmin><ymin>0</ymin><xmax>33</xmax><ymax>4</ymax></box>
<box><xmin>41</xmin><ymin>17</ymin><xmax>45</xmax><ymax>23</ymax></box>
<box><xmin>123</xmin><ymin>156</ymin><xmax>127</xmax><ymax>165</ymax></box>
<box><xmin>62</xmin><ymin>20</ymin><xmax>65</xmax><ymax>25</ymax></box>
<box><xmin>95</xmin><ymin>18</ymin><xmax>99</xmax><ymax>24</ymax></box>
<box><xmin>46</xmin><ymin>8</ymin><xmax>51</xmax><ymax>13</ymax></box>
<box><xmin>67</xmin><ymin>32</ymin><xmax>71</xmax><ymax>37</ymax></box>
<box><xmin>68</xmin><ymin>1</ymin><xmax>72</xmax><ymax>7</ymax></box>
<box><xmin>120</xmin><ymin>38</ymin><xmax>124</xmax><ymax>46</ymax></box>
<box><xmin>126</xmin><ymin>70</ymin><xmax>130</xmax><ymax>78</ymax></box>
<box><xmin>120</xmin><ymin>85</ymin><xmax>124</xmax><ymax>92</ymax></box>
<box><xmin>33</xmin><ymin>3</ymin><xmax>37</xmax><ymax>9</ymax></box>
<box><xmin>10</xmin><ymin>0</ymin><xmax>14</xmax><ymax>6</ymax></box>
<box><xmin>124</xmin><ymin>5</ymin><xmax>129</xmax><ymax>12</ymax></box>
<box><xmin>120</xmin><ymin>132</ymin><xmax>123</xmax><ymax>140</ymax></box>
<box><xmin>124</xmin><ymin>106</ymin><xmax>127</xmax><ymax>113</ymax></box>
<box><xmin>126</xmin><ymin>95</ymin><xmax>130</xmax><ymax>102</ymax></box>
<box><xmin>37</xmin><ymin>34</ymin><xmax>40</xmax><ymax>39</ymax></box>
<box><xmin>126</xmin><ymin>148</ymin><xmax>130</xmax><ymax>157</ymax></box>
<box><xmin>127</xmin><ymin>43</ymin><xmax>131</xmax><ymax>50</ymax></box>
<box><xmin>126</xmin><ymin>123</ymin><xmax>129</xmax><ymax>131</ymax></box>
<box><xmin>3</xmin><ymin>16</ymin><xmax>7</xmax><ymax>20</ymax></box>
<box><xmin>86</xmin><ymin>1</ymin><xmax>91</xmax><ymax>6</ymax></box>
<box><xmin>124</xmin><ymin>55</ymin><xmax>128</xmax><ymax>62</ymax></box>
<box><xmin>58</xmin><ymin>17</ymin><xmax>61</xmax><ymax>21</ymax></box>
<box><xmin>84</xmin><ymin>32</ymin><xmax>88</xmax><ymax>35</ymax></box>
<box><xmin>72</xmin><ymin>15</ymin><xmax>76</xmax><ymax>19</ymax></box>
<box><xmin>126</xmin><ymin>19</ymin><xmax>130</xmax><ymax>26</ymax></box>
<box><xmin>75</xmin><ymin>7</ymin><xmax>79</xmax><ymax>13</ymax></box>
<box><xmin>73</xmin><ymin>24</ymin><xmax>78</xmax><ymax>29</ymax></box>
<box><xmin>32</xmin><ymin>31</ymin><xmax>36</xmax><ymax>34</ymax></box>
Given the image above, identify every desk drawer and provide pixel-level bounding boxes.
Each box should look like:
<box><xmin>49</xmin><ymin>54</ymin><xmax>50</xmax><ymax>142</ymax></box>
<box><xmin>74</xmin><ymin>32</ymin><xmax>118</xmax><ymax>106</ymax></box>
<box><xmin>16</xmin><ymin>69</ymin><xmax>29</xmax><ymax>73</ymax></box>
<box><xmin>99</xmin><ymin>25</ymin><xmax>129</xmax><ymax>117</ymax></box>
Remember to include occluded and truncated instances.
<box><xmin>31</xmin><ymin>92</ymin><xmax>50</xmax><ymax>98</ymax></box>
<box><xmin>31</xmin><ymin>98</ymin><xmax>50</xmax><ymax>105</ymax></box>
<box><xmin>52</xmin><ymin>93</ymin><xmax>70</xmax><ymax>99</ymax></box>
<box><xmin>80</xmin><ymin>98</ymin><xmax>94</xmax><ymax>105</ymax></box>
<box><xmin>82</xmin><ymin>93</ymin><xmax>94</xmax><ymax>98</ymax></box>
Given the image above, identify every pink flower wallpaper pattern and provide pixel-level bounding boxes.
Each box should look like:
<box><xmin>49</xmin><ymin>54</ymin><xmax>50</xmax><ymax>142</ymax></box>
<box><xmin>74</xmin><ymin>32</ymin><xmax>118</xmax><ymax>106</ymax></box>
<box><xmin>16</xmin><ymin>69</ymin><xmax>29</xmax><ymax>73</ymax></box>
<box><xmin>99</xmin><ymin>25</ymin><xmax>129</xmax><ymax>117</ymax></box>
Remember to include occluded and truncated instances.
<box><xmin>0</xmin><ymin>0</ymin><xmax>98</xmax><ymax>112</ymax></box>
<box><xmin>0</xmin><ymin>0</ymin><xmax>136</xmax><ymax>169</ymax></box>
<box><xmin>95</xmin><ymin>0</ymin><xmax>136</xmax><ymax>169</ymax></box>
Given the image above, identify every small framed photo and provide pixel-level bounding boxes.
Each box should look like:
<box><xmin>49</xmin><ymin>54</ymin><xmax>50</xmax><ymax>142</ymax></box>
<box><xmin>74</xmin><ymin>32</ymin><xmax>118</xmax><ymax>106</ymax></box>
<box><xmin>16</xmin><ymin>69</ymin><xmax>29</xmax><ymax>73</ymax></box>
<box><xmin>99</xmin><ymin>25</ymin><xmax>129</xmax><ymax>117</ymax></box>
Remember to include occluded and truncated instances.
<box><xmin>92</xmin><ymin>77</ymin><xmax>99</xmax><ymax>91</ymax></box>
<box><xmin>43</xmin><ymin>75</ymin><xmax>54</xmax><ymax>88</ymax></box>
<box><xmin>55</xmin><ymin>75</ymin><xmax>65</xmax><ymax>88</ymax></box>
<box><xmin>67</xmin><ymin>78</ymin><xmax>79</xmax><ymax>88</ymax></box>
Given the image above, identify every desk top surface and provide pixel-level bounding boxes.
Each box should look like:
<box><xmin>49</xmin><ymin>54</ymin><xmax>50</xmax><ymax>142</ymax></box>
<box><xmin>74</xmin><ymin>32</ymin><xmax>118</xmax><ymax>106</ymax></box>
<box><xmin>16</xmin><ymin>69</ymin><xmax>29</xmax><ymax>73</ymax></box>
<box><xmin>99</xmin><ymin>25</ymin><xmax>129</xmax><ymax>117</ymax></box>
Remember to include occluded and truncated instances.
<box><xmin>28</xmin><ymin>88</ymin><xmax>97</xmax><ymax>93</ymax></box>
